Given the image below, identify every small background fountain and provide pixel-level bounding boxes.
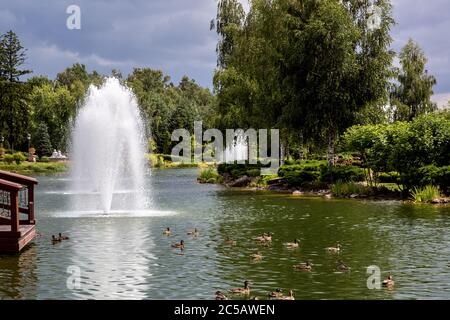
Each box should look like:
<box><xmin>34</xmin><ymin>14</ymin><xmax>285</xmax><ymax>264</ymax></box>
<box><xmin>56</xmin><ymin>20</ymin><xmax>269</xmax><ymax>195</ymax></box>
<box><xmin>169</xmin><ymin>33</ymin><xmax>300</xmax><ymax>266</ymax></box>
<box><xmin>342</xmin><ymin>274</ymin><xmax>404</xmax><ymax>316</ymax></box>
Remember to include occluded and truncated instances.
<box><xmin>224</xmin><ymin>135</ymin><xmax>248</xmax><ymax>162</ymax></box>
<box><xmin>69</xmin><ymin>78</ymin><xmax>148</xmax><ymax>213</ymax></box>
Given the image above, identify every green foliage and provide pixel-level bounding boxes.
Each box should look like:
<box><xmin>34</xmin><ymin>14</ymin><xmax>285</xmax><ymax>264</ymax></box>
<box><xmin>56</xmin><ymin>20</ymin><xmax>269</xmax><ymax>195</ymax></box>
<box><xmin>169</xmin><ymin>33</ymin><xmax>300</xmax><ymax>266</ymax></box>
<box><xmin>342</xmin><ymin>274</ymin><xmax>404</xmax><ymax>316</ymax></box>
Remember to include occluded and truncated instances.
<box><xmin>198</xmin><ymin>168</ymin><xmax>222</xmax><ymax>184</ymax></box>
<box><xmin>405</xmin><ymin>165</ymin><xmax>450</xmax><ymax>195</ymax></box>
<box><xmin>12</xmin><ymin>152</ymin><xmax>26</xmax><ymax>164</ymax></box>
<box><xmin>331</xmin><ymin>182</ymin><xmax>374</xmax><ymax>198</ymax></box>
<box><xmin>127</xmin><ymin>68</ymin><xmax>215</xmax><ymax>154</ymax></box>
<box><xmin>278</xmin><ymin>160</ymin><xmax>364</xmax><ymax>187</ymax></box>
<box><xmin>411</xmin><ymin>185</ymin><xmax>441</xmax><ymax>203</ymax></box>
<box><xmin>342</xmin><ymin>112</ymin><xmax>450</xmax><ymax>191</ymax></box>
<box><xmin>321</xmin><ymin>165</ymin><xmax>365</xmax><ymax>184</ymax></box>
<box><xmin>39</xmin><ymin>156</ymin><xmax>50</xmax><ymax>163</ymax></box>
<box><xmin>29</xmin><ymin>83</ymin><xmax>76</xmax><ymax>150</ymax></box>
<box><xmin>278</xmin><ymin>161</ymin><xmax>326</xmax><ymax>187</ymax></box>
<box><xmin>217</xmin><ymin>163</ymin><xmax>265</xmax><ymax>179</ymax></box>
<box><xmin>3</xmin><ymin>154</ymin><xmax>14</xmax><ymax>164</ymax></box>
<box><xmin>34</xmin><ymin>122</ymin><xmax>53</xmax><ymax>157</ymax></box>
<box><xmin>378</xmin><ymin>172</ymin><xmax>400</xmax><ymax>184</ymax></box>
<box><xmin>0</xmin><ymin>161</ymin><xmax>68</xmax><ymax>175</ymax></box>
<box><xmin>0</xmin><ymin>30</ymin><xmax>31</xmax><ymax>81</ymax></box>
<box><xmin>392</xmin><ymin>39</ymin><xmax>437</xmax><ymax>121</ymax></box>
<box><xmin>212</xmin><ymin>0</ymin><xmax>394</xmax><ymax>163</ymax></box>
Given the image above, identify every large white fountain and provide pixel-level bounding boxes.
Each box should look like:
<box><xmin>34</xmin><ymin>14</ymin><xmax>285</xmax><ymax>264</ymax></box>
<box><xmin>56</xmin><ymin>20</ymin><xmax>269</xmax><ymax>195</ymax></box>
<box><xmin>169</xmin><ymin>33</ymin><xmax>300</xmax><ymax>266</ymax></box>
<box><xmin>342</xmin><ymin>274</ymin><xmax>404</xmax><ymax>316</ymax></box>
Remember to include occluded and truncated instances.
<box><xmin>69</xmin><ymin>78</ymin><xmax>148</xmax><ymax>213</ymax></box>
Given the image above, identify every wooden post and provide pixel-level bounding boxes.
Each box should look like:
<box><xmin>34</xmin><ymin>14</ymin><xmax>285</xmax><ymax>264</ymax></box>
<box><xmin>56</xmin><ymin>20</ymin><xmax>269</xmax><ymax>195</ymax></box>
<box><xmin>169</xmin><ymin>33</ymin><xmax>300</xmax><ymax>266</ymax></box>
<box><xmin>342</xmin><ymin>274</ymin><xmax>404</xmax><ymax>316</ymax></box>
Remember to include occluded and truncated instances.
<box><xmin>28</xmin><ymin>186</ymin><xmax>35</xmax><ymax>224</ymax></box>
<box><xmin>10</xmin><ymin>190</ymin><xmax>19</xmax><ymax>233</ymax></box>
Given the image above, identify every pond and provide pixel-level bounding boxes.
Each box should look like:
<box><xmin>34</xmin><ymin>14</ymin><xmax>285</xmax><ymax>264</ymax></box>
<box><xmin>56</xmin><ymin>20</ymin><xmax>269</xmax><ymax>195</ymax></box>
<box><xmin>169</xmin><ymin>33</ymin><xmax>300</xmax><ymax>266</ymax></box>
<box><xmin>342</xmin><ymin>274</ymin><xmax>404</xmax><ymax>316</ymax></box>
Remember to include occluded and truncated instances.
<box><xmin>1</xmin><ymin>168</ymin><xmax>450</xmax><ymax>299</ymax></box>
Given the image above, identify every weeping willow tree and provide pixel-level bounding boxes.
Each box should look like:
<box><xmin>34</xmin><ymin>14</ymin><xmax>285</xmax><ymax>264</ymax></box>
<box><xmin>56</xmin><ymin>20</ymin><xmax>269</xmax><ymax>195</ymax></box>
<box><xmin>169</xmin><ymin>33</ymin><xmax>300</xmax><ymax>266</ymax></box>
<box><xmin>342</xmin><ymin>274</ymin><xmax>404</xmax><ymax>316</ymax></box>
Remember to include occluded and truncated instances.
<box><xmin>212</xmin><ymin>0</ymin><xmax>395</xmax><ymax>164</ymax></box>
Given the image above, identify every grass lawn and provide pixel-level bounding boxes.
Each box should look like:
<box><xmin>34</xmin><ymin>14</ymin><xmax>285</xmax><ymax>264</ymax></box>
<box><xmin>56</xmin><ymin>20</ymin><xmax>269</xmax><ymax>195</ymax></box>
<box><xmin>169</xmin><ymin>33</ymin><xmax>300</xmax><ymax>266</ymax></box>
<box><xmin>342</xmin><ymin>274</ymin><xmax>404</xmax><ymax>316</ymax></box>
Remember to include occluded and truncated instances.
<box><xmin>0</xmin><ymin>161</ymin><xmax>69</xmax><ymax>176</ymax></box>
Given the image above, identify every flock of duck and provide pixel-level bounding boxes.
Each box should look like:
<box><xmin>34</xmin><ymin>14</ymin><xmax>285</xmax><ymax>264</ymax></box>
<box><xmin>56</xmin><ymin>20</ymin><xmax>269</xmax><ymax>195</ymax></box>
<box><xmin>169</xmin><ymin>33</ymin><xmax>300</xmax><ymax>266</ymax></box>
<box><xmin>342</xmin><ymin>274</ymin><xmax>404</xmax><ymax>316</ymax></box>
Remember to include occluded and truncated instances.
<box><xmin>164</xmin><ymin>228</ymin><xmax>395</xmax><ymax>300</ymax></box>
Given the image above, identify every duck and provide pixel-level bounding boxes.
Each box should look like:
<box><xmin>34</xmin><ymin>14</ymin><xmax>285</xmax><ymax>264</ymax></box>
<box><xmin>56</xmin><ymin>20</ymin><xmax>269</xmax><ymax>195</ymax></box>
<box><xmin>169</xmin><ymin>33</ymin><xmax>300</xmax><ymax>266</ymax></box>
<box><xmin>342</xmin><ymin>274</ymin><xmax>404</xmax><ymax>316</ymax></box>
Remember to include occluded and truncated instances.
<box><xmin>293</xmin><ymin>261</ymin><xmax>313</xmax><ymax>271</ymax></box>
<box><xmin>171</xmin><ymin>240</ymin><xmax>185</xmax><ymax>249</ymax></box>
<box><xmin>382</xmin><ymin>275</ymin><xmax>395</xmax><ymax>287</ymax></box>
<box><xmin>215</xmin><ymin>291</ymin><xmax>228</xmax><ymax>300</ymax></box>
<box><xmin>229</xmin><ymin>280</ymin><xmax>251</xmax><ymax>295</ymax></box>
<box><xmin>277</xmin><ymin>290</ymin><xmax>295</xmax><ymax>300</ymax></box>
<box><xmin>187</xmin><ymin>228</ymin><xmax>199</xmax><ymax>237</ymax></box>
<box><xmin>336</xmin><ymin>260</ymin><xmax>350</xmax><ymax>272</ymax></box>
<box><xmin>268</xmin><ymin>288</ymin><xmax>284</xmax><ymax>298</ymax></box>
<box><xmin>263</xmin><ymin>232</ymin><xmax>273</xmax><ymax>242</ymax></box>
<box><xmin>255</xmin><ymin>232</ymin><xmax>272</xmax><ymax>242</ymax></box>
<box><xmin>163</xmin><ymin>227</ymin><xmax>172</xmax><ymax>236</ymax></box>
<box><xmin>58</xmin><ymin>233</ymin><xmax>69</xmax><ymax>240</ymax></box>
<box><xmin>254</xmin><ymin>234</ymin><xmax>266</xmax><ymax>242</ymax></box>
<box><xmin>51</xmin><ymin>235</ymin><xmax>61</xmax><ymax>244</ymax></box>
<box><xmin>326</xmin><ymin>243</ymin><xmax>341</xmax><ymax>253</ymax></box>
<box><xmin>251</xmin><ymin>252</ymin><xmax>263</xmax><ymax>261</ymax></box>
<box><xmin>284</xmin><ymin>239</ymin><xmax>300</xmax><ymax>248</ymax></box>
<box><xmin>224</xmin><ymin>236</ymin><xmax>237</xmax><ymax>246</ymax></box>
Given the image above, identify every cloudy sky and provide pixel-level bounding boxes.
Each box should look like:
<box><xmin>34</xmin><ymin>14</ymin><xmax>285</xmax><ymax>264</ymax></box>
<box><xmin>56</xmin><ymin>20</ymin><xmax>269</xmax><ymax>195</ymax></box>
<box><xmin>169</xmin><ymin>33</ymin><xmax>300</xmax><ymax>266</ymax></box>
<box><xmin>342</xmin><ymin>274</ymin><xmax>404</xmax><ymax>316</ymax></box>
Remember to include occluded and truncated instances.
<box><xmin>0</xmin><ymin>0</ymin><xmax>449</xmax><ymax>106</ymax></box>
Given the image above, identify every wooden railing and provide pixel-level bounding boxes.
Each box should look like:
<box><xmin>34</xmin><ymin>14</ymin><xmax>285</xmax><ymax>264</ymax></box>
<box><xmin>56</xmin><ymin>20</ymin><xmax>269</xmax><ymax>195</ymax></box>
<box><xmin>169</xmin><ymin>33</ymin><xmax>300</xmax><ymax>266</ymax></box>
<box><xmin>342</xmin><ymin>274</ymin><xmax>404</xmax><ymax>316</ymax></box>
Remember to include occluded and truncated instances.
<box><xmin>0</xmin><ymin>171</ymin><xmax>38</xmax><ymax>232</ymax></box>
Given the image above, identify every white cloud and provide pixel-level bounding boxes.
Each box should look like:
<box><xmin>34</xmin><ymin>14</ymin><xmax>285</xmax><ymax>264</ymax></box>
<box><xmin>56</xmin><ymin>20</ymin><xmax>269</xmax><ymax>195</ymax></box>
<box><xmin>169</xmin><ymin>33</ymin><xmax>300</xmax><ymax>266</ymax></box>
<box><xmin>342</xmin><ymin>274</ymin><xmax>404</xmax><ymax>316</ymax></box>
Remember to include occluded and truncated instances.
<box><xmin>27</xmin><ymin>43</ymin><xmax>137</xmax><ymax>77</ymax></box>
<box><xmin>432</xmin><ymin>93</ymin><xmax>450</xmax><ymax>109</ymax></box>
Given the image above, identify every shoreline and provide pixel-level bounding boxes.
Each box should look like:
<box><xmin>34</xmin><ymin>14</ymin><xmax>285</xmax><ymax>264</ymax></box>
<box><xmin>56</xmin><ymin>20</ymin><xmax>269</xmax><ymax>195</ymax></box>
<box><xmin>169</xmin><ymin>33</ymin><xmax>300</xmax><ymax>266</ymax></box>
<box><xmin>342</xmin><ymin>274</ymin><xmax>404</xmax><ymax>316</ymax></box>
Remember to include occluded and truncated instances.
<box><xmin>211</xmin><ymin>175</ymin><xmax>450</xmax><ymax>205</ymax></box>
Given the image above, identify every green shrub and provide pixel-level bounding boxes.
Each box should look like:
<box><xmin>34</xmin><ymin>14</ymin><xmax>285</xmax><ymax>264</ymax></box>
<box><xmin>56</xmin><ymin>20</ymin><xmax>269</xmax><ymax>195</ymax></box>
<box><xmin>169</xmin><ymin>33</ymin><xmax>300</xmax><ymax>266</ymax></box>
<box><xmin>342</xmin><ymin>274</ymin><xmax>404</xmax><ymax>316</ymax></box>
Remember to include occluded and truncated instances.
<box><xmin>278</xmin><ymin>161</ymin><xmax>325</xmax><ymax>187</ymax></box>
<box><xmin>378</xmin><ymin>172</ymin><xmax>400</xmax><ymax>184</ymax></box>
<box><xmin>417</xmin><ymin>165</ymin><xmax>450</xmax><ymax>195</ymax></box>
<box><xmin>3</xmin><ymin>154</ymin><xmax>14</xmax><ymax>164</ymax></box>
<box><xmin>246</xmin><ymin>168</ymin><xmax>261</xmax><ymax>177</ymax></box>
<box><xmin>198</xmin><ymin>168</ymin><xmax>221</xmax><ymax>183</ymax></box>
<box><xmin>218</xmin><ymin>163</ymin><xmax>266</xmax><ymax>178</ymax></box>
<box><xmin>13</xmin><ymin>152</ymin><xmax>26</xmax><ymax>165</ymax></box>
<box><xmin>331</xmin><ymin>182</ymin><xmax>374</xmax><ymax>198</ymax></box>
<box><xmin>39</xmin><ymin>156</ymin><xmax>50</xmax><ymax>163</ymax></box>
<box><xmin>320</xmin><ymin>165</ymin><xmax>365</xmax><ymax>183</ymax></box>
<box><xmin>411</xmin><ymin>185</ymin><xmax>441</xmax><ymax>203</ymax></box>
<box><xmin>342</xmin><ymin>113</ymin><xmax>450</xmax><ymax>192</ymax></box>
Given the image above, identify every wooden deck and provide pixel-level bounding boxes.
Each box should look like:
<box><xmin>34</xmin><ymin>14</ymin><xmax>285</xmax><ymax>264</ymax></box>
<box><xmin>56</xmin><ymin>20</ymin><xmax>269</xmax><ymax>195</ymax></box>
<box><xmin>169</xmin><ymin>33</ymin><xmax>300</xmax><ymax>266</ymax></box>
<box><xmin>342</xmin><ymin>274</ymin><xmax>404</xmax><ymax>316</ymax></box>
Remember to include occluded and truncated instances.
<box><xmin>0</xmin><ymin>225</ymin><xmax>36</xmax><ymax>253</ymax></box>
<box><xmin>0</xmin><ymin>170</ymin><xmax>38</xmax><ymax>253</ymax></box>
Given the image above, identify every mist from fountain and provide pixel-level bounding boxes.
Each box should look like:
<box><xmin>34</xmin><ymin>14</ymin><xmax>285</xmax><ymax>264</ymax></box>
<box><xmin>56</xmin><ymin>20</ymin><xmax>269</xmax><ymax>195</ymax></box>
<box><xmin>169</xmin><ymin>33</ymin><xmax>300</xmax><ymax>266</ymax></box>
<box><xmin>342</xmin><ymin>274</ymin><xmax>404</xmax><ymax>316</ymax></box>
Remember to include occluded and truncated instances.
<box><xmin>69</xmin><ymin>78</ymin><xmax>148</xmax><ymax>213</ymax></box>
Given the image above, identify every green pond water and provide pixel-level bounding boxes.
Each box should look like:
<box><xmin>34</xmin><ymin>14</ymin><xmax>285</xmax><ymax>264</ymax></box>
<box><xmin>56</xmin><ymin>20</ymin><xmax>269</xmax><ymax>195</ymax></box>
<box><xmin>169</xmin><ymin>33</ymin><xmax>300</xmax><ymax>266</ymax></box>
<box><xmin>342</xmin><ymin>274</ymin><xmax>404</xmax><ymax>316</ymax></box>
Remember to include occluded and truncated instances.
<box><xmin>1</xmin><ymin>168</ymin><xmax>450</xmax><ymax>300</ymax></box>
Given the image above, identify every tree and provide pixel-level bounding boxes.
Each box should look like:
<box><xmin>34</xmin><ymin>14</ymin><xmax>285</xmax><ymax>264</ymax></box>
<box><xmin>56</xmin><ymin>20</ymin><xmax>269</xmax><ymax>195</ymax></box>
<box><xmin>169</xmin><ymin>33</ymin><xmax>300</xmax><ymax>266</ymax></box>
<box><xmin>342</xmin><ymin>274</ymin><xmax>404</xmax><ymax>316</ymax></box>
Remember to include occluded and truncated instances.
<box><xmin>29</xmin><ymin>83</ymin><xmax>76</xmax><ymax>151</ymax></box>
<box><xmin>211</xmin><ymin>0</ymin><xmax>245</xmax><ymax>68</ymax></box>
<box><xmin>127</xmin><ymin>68</ymin><xmax>215</xmax><ymax>154</ymax></box>
<box><xmin>34</xmin><ymin>122</ymin><xmax>53</xmax><ymax>157</ymax></box>
<box><xmin>284</xmin><ymin>0</ymin><xmax>361</xmax><ymax>164</ymax></box>
<box><xmin>212</xmin><ymin>0</ymin><xmax>395</xmax><ymax>164</ymax></box>
<box><xmin>55</xmin><ymin>63</ymin><xmax>90</xmax><ymax>88</ymax></box>
<box><xmin>392</xmin><ymin>39</ymin><xmax>437</xmax><ymax>121</ymax></box>
<box><xmin>0</xmin><ymin>30</ymin><xmax>32</xmax><ymax>81</ymax></box>
<box><xmin>0</xmin><ymin>31</ymin><xmax>32</xmax><ymax>150</ymax></box>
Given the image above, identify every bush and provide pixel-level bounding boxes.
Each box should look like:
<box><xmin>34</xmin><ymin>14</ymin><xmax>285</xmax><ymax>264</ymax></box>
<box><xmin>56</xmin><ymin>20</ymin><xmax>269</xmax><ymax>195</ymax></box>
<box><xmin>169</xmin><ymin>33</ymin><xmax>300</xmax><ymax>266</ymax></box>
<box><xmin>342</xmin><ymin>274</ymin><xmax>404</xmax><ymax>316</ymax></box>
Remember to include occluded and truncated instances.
<box><xmin>415</xmin><ymin>165</ymin><xmax>450</xmax><ymax>195</ymax></box>
<box><xmin>13</xmin><ymin>152</ymin><xmax>26</xmax><ymax>165</ymax></box>
<box><xmin>246</xmin><ymin>169</ymin><xmax>261</xmax><ymax>177</ymax></box>
<box><xmin>378</xmin><ymin>172</ymin><xmax>400</xmax><ymax>184</ymax></box>
<box><xmin>3</xmin><ymin>154</ymin><xmax>14</xmax><ymax>164</ymax></box>
<box><xmin>320</xmin><ymin>165</ymin><xmax>365</xmax><ymax>183</ymax></box>
<box><xmin>39</xmin><ymin>156</ymin><xmax>50</xmax><ymax>163</ymax></box>
<box><xmin>342</xmin><ymin>113</ymin><xmax>450</xmax><ymax>191</ymax></box>
<box><xmin>198</xmin><ymin>168</ymin><xmax>221</xmax><ymax>183</ymax></box>
<box><xmin>278</xmin><ymin>161</ymin><xmax>326</xmax><ymax>187</ymax></box>
<box><xmin>331</xmin><ymin>182</ymin><xmax>374</xmax><ymax>198</ymax></box>
<box><xmin>411</xmin><ymin>185</ymin><xmax>441</xmax><ymax>203</ymax></box>
<box><xmin>217</xmin><ymin>163</ymin><xmax>265</xmax><ymax>179</ymax></box>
